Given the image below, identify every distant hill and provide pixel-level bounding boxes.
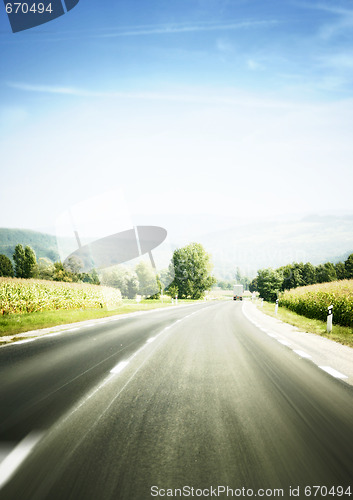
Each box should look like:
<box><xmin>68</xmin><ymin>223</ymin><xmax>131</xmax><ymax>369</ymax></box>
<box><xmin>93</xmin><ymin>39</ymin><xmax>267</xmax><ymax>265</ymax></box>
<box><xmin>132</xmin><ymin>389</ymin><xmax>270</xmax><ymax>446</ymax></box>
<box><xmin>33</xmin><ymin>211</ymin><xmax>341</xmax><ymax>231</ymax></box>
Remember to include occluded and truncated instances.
<box><xmin>1</xmin><ymin>214</ymin><xmax>353</xmax><ymax>279</ymax></box>
<box><xmin>0</xmin><ymin>228</ymin><xmax>60</xmax><ymax>262</ymax></box>
<box><xmin>198</xmin><ymin>214</ymin><xmax>353</xmax><ymax>279</ymax></box>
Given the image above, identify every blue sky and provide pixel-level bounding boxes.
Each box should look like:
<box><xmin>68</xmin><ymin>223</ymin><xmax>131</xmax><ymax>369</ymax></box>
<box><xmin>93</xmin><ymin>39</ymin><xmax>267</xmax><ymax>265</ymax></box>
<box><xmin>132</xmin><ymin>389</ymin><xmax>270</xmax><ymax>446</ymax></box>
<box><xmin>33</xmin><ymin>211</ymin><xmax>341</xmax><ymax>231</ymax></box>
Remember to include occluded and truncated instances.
<box><xmin>1</xmin><ymin>0</ymin><xmax>353</xmax><ymax>233</ymax></box>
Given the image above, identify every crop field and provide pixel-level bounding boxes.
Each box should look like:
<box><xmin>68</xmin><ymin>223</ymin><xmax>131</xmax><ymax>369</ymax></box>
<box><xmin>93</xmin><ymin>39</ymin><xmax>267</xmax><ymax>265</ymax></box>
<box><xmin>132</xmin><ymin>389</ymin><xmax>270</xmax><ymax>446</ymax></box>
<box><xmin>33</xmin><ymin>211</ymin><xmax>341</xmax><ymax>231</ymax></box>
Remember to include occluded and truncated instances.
<box><xmin>279</xmin><ymin>279</ymin><xmax>353</xmax><ymax>328</ymax></box>
<box><xmin>0</xmin><ymin>277</ymin><xmax>122</xmax><ymax>315</ymax></box>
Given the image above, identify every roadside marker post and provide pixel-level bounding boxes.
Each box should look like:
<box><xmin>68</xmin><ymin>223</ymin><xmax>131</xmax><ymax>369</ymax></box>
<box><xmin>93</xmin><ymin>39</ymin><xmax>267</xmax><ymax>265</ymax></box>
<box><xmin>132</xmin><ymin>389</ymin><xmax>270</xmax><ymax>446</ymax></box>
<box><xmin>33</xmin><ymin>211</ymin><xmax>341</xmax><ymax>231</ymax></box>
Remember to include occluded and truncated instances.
<box><xmin>275</xmin><ymin>299</ymin><xmax>279</xmax><ymax>315</ymax></box>
<box><xmin>327</xmin><ymin>305</ymin><xmax>333</xmax><ymax>333</ymax></box>
<box><xmin>261</xmin><ymin>298</ymin><xmax>264</xmax><ymax>307</ymax></box>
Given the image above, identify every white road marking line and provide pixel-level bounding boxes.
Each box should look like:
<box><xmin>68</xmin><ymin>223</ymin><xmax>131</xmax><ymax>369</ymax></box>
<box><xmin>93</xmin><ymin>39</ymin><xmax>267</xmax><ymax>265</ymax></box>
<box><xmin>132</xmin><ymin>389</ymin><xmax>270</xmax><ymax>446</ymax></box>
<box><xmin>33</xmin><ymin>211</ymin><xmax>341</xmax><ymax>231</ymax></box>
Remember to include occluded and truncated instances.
<box><xmin>46</xmin><ymin>332</ymin><xmax>64</xmax><ymax>338</ymax></box>
<box><xmin>267</xmin><ymin>333</ymin><xmax>277</xmax><ymax>338</ymax></box>
<box><xmin>277</xmin><ymin>339</ymin><xmax>291</xmax><ymax>346</ymax></box>
<box><xmin>146</xmin><ymin>337</ymin><xmax>156</xmax><ymax>343</ymax></box>
<box><xmin>319</xmin><ymin>366</ymin><xmax>348</xmax><ymax>379</ymax></box>
<box><xmin>0</xmin><ymin>432</ymin><xmax>42</xmax><ymax>489</ymax></box>
<box><xmin>110</xmin><ymin>361</ymin><xmax>130</xmax><ymax>374</ymax></box>
<box><xmin>293</xmin><ymin>349</ymin><xmax>312</xmax><ymax>359</ymax></box>
<box><xmin>65</xmin><ymin>327</ymin><xmax>80</xmax><ymax>332</ymax></box>
<box><xmin>11</xmin><ymin>338</ymin><xmax>36</xmax><ymax>345</ymax></box>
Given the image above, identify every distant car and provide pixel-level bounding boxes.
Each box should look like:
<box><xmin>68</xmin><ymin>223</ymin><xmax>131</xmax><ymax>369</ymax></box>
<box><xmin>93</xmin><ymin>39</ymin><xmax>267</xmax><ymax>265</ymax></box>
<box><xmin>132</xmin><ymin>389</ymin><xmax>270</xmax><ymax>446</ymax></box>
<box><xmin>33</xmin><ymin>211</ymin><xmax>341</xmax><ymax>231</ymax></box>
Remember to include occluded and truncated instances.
<box><xmin>233</xmin><ymin>285</ymin><xmax>244</xmax><ymax>301</ymax></box>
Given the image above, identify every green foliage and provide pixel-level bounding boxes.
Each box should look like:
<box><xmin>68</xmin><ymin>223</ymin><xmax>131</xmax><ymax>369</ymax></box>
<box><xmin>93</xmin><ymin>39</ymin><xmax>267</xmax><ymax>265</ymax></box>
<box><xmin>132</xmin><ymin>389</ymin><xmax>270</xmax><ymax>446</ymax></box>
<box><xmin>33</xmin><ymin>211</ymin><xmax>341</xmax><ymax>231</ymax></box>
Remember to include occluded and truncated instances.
<box><xmin>13</xmin><ymin>244</ymin><xmax>26</xmax><ymax>278</ymax></box>
<box><xmin>249</xmin><ymin>277</ymin><xmax>258</xmax><ymax>293</ymax></box>
<box><xmin>0</xmin><ymin>254</ymin><xmax>14</xmax><ymax>277</ymax></box>
<box><xmin>335</xmin><ymin>261</ymin><xmax>346</xmax><ymax>280</ymax></box>
<box><xmin>125</xmin><ymin>273</ymin><xmax>139</xmax><ymax>299</ymax></box>
<box><xmin>36</xmin><ymin>257</ymin><xmax>55</xmax><ymax>280</ymax></box>
<box><xmin>135</xmin><ymin>261</ymin><xmax>159</xmax><ymax>297</ymax></box>
<box><xmin>217</xmin><ymin>280</ymin><xmax>233</xmax><ymax>290</ymax></box>
<box><xmin>279</xmin><ymin>262</ymin><xmax>305</xmax><ymax>290</ymax></box>
<box><xmin>253</xmin><ymin>254</ymin><xmax>353</xmax><ymax>302</ymax></box>
<box><xmin>13</xmin><ymin>244</ymin><xmax>37</xmax><ymax>279</ymax></box>
<box><xmin>315</xmin><ymin>262</ymin><xmax>337</xmax><ymax>283</ymax></box>
<box><xmin>257</xmin><ymin>268</ymin><xmax>283</xmax><ymax>302</ymax></box>
<box><xmin>52</xmin><ymin>262</ymin><xmax>76</xmax><ymax>282</ymax></box>
<box><xmin>24</xmin><ymin>246</ymin><xmax>37</xmax><ymax>278</ymax></box>
<box><xmin>279</xmin><ymin>280</ymin><xmax>353</xmax><ymax>328</ymax></box>
<box><xmin>64</xmin><ymin>256</ymin><xmax>83</xmax><ymax>274</ymax></box>
<box><xmin>100</xmin><ymin>265</ymin><xmax>139</xmax><ymax>299</ymax></box>
<box><xmin>168</xmin><ymin>242</ymin><xmax>216</xmax><ymax>299</ymax></box>
<box><xmin>302</xmin><ymin>262</ymin><xmax>316</xmax><ymax>285</ymax></box>
<box><xmin>345</xmin><ymin>254</ymin><xmax>353</xmax><ymax>279</ymax></box>
<box><xmin>0</xmin><ymin>277</ymin><xmax>122</xmax><ymax>315</ymax></box>
<box><xmin>81</xmin><ymin>269</ymin><xmax>100</xmax><ymax>286</ymax></box>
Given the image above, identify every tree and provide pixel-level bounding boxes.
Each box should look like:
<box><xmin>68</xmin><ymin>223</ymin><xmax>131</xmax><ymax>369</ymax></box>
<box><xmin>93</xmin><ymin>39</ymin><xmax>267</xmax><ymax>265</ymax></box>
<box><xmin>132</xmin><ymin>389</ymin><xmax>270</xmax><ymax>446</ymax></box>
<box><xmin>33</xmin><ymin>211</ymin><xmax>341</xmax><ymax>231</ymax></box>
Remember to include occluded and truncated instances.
<box><xmin>52</xmin><ymin>262</ymin><xmax>74</xmax><ymax>282</ymax></box>
<box><xmin>13</xmin><ymin>244</ymin><xmax>26</xmax><ymax>278</ymax></box>
<box><xmin>159</xmin><ymin>267</ymin><xmax>174</xmax><ymax>290</ymax></box>
<box><xmin>126</xmin><ymin>272</ymin><xmax>139</xmax><ymax>299</ymax></box>
<box><xmin>302</xmin><ymin>262</ymin><xmax>316</xmax><ymax>285</ymax></box>
<box><xmin>335</xmin><ymin>261</ymin><xmax>346</xmax><ymax>281</ymax></box>
<box><xmin>23</xmin><ymin>246</ymin><xmax>36</xmax><ymax>278</ymax></box>
<box><xmin>100</xmin><ymin>265</ymin><xmax>138</xmax><ymax>298</ymax></box>
<box><xmin>0</xmin><ymin>254</ymin><xmax>14</xmax><ymax>277</ymax></box>
<box><xmin>280</xmin><ymin>264</ymin><xmax>294</xmax><ymax>291</ymax></box>
<box><xmin>135</xmin><ymin>261</ymin><xmax>159</xmax><ymax>297</ymax></box>
<box><xmin>345</xmin><ymin>254</ymin><xmax>353</xmax><ymax>279</ymax></box>
<box><xmin>36</xmin><ymin>257</ymin><xmax>54</xmax><ymax>280</ymax></box>
<box><xmin>168</xmin><ymin>242</ymin><xmax>216</xmax><ymax>299</ymax></box>
<box><xmin>257</xmin><ymin>268</ymin><xmax>283</xmax><ymax>302</ymax></box>
<box><xmin>64</xmin><ymin>255</ymin><xmax>83</xmax><ymax>275</ymax></box>
<box><xmin>315</xmin><ymin>262</ymin><xmax>337</xmax><ymax>283</ymax></box>
<box><xmin>249</xmin><ymin>277</ymin><xmax>258</xmax><ymax>293</ymax></box>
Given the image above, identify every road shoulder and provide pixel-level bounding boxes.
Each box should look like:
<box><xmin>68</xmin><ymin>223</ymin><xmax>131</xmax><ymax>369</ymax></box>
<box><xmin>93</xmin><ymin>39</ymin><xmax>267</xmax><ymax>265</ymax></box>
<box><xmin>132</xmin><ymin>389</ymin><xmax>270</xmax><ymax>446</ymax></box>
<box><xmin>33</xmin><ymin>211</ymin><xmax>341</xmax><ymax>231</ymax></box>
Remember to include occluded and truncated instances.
<box><xmin>243</xmin><ymin>300</ymin><xmax>353</xmax><ymax>386</ymax></box>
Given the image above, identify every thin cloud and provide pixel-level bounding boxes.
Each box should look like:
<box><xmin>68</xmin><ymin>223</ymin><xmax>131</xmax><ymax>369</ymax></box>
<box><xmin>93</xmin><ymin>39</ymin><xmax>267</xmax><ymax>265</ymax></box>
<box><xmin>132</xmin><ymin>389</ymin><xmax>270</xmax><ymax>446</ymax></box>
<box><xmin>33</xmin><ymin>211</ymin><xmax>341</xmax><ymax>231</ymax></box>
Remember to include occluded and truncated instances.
<box><xmin>98</xmin><ymin>20</ymin><xmax>278</xmax><ymax>38</ymax></box>
<box><xmin>7</xmin><ymin>82</ymin><xmax>295</xmax><ymax>109</ymax></box>
<box><xmin>247</xmin><ymin>59</ymin><xmax>264</xmax><ymax>71</ymax></box>
<box><xmin>296</xmin><ymin>2</ymin><xmax>353</xmax><ymax>39</ymax></box>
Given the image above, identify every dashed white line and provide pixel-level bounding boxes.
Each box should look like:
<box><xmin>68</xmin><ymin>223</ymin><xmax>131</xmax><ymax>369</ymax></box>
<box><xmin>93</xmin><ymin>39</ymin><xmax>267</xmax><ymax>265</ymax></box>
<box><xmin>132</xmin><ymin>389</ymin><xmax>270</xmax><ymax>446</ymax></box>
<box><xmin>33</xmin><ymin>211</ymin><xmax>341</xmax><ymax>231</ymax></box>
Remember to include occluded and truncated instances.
<box><xmin>267</xmin><ymin>333</ymin><xmax>277</xmax><ymax>338</ymax></box>
<box><xmin>293</xmin><ymin>349</ymin><xmax>312</xmax><ymax>359</ymax></box>
<box><xmin>110</xmin><ymin>361</ymin><xmax>130</xmax><ymax>374</ymax></box>
<box><xmin>277</xmin><ymin>339</ymin><xmax>291</xmax><ymax>346</ymax></box>
<box><xmin>319</xmin><ymin>366</ymin><xmax>348</xmax><ymax>379</ymax></box>
<box><xmin>0</xmin><ymin>432</ymin><xmax>42</xmax><ymax>489</ymax></box>
<box><xmin>146</xmin><ymin>337</ymin><xmax>156</xmax><ymax>343</ymax></box>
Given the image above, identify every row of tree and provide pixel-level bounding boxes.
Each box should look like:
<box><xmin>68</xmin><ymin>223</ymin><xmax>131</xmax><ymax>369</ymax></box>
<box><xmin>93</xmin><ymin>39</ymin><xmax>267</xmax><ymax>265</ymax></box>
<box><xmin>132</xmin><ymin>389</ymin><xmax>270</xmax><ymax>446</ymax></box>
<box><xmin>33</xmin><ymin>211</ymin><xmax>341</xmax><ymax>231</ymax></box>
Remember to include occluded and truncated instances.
<box><xmin>0</xmin><ymin>244</ymin><xmax>100</xmax><ymax>284</ymax></box>
<box><xmin>250</xmin><ymin>253</ymin><xmax>353</xmax><ymax>302</ymax></box>
<box><xmin>0</xmin><ymin>242</ymin><xmax>217</xmax><ymax>300</ymax></box>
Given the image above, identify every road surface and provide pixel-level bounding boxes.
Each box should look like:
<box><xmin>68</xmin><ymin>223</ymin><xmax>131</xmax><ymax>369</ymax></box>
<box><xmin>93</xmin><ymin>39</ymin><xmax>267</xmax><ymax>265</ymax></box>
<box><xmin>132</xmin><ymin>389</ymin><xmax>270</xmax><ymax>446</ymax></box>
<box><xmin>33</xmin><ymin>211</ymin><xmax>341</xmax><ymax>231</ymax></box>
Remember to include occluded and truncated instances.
<box><xmin>0</xmin><ymin>301</ymin><xmax>352</xmax><ymax>499</ymax></box>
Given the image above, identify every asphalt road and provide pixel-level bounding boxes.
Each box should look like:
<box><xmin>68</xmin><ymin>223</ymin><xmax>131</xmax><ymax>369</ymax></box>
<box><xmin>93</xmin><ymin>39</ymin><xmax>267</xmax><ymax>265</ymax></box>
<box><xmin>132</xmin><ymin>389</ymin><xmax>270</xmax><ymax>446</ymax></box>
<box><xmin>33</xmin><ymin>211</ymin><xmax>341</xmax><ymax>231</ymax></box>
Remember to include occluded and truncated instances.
<box><xmin>1</xmin><ymin>301</ymin><xmax>353</xmax><ymax>499</ymax></box>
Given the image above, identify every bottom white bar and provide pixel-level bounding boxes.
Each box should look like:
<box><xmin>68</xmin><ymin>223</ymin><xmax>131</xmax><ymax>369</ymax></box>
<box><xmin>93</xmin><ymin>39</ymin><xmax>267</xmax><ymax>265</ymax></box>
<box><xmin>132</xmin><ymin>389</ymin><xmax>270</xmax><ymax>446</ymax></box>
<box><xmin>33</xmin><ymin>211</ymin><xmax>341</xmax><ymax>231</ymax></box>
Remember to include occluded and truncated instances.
<box><xmin>319</xmin><ymin>366</ymin><xmax>348</xmax><ymax>379</ymax></box>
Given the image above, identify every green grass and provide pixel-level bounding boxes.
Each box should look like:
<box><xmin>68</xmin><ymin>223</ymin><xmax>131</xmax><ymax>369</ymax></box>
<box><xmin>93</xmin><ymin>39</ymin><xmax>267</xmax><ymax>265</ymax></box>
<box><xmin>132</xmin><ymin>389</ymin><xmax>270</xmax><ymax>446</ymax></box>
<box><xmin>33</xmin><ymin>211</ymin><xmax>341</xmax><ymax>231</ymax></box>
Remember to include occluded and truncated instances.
<box><xmin>0</xmin><ymin>298</ymin><xmax>199</xmax><ymax>338</ymax></box>
<box><xmin>257</xmin><ymin>300</ymin><xmax>353</xmax><ymax>348</ymax></box>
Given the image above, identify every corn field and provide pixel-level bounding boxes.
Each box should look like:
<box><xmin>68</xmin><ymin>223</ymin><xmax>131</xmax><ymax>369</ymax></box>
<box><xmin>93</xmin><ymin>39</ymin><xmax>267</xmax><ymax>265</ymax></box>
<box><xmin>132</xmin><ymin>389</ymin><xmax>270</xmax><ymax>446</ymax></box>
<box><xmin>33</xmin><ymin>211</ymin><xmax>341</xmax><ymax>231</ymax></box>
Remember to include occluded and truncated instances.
<box><xmin>279</xmin><ymin>279</ymin><xmax>353</xmax><ymax>328</ymax></box>
<box><xmin>0</xmin><ymin>277</ymin><xmax>122</xmax><ymax>315</ymax></box>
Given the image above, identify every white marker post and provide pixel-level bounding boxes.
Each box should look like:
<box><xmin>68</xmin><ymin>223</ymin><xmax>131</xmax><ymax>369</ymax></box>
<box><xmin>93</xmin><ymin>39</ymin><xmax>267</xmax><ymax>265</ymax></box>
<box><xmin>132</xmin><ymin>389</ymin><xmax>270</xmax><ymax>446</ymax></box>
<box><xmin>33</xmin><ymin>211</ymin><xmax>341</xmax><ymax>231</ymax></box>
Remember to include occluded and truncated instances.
<box><xmin>327</xmin><ymin>305</ymin><xmax>333</xmax><ymax>333</ymax></box>
<box><xmin>275</xmin><ymin>298</ymin><xmax>279</xmax><ymax>315</ymax></box>
<box><xmin>261</xmin><ymin>298</ymin><xmax>264</xmax><ymax>308</ymax></box>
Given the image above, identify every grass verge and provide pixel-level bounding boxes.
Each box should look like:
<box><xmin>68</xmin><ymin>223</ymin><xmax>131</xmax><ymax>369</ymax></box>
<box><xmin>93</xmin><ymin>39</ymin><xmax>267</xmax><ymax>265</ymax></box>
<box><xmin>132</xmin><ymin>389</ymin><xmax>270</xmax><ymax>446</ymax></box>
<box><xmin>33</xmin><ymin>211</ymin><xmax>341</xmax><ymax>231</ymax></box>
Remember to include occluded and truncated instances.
<box><xmin>0</xmin><ymin>299</ymin><xmax>199</xmax><ymax>338</ymax></box>
<box><xmin>257</xmin><ymin>301</ymin><xmax>353</xmax><ymax>348</ymax></box>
